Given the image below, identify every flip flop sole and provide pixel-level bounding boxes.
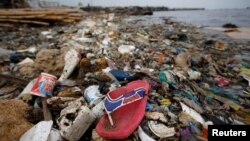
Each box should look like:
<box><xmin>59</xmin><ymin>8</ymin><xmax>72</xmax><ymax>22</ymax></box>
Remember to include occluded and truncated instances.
<box><xmin>96</xmin><ymin>80</ymin><xmax>150</xmax><ymax>139</ymax></box>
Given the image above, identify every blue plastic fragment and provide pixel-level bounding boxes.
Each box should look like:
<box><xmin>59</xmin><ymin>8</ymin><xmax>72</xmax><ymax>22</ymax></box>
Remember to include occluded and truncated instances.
<box><xmin>146</xmin><ymin>102</ymin><xmax>152</xmax><ymax>110</ymax></box>
<box><xmin>109</xmin><ymin>69</ymin><xmax>132</xmax><ymax>81</ymax></box>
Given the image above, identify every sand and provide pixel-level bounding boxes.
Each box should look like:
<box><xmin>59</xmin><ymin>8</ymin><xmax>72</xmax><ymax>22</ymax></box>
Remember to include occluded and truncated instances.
<box><xmin>0</xmin><ymin>100</ymin><xmax>33</xmax><ymax>141</ymax></box>
<box><xmin>207</xmin><ymin>27</ymin><xmax>250</xmax><ymax>40</ymax></box>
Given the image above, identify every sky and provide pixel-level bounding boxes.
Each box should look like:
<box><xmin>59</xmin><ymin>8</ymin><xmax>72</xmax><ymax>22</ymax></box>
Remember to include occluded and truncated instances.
<box><xmin>48</xmin><ymin>0</ymin><xmax>250</xmax><ymax>9</ymax></box>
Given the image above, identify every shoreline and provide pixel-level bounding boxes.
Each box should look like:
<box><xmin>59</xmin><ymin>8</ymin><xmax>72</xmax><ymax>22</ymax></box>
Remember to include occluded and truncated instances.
<box><xmin>205</xmin><ymin>27</ymin><xmax>250</xmax><ymax>40</ymax></box>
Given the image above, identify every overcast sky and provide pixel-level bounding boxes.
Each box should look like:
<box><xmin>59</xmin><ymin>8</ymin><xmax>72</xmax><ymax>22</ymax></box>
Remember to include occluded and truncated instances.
<box><xmin>50</xmin><ymin>0</ymin><xmax>250</xmax><ymax>9</ymax></box>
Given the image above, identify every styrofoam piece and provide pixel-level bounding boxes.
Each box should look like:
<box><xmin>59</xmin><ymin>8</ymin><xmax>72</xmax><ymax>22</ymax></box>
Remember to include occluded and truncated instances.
<box><xmin>91</xmin><ymin>100</ymin><xmax>105</xmax><ymax>119</ymax></box>
<box><xmin>20</xmin><ymin>120</ymin><xmax>53</xmax><ymax>141</ymax></box>
<box><xmin>57</xmin><ymin>98</ymin><xmax>96</xmax><ymax>141</ymax></box>
<box><xmin>47</xmin><ymin>128</ymin><xmax>64</xmax><ymax>141</ymax></box>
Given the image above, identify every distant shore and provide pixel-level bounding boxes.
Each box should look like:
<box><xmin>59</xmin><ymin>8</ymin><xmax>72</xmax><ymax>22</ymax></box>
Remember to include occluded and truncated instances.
<box><xmin>80</xmin><ymin>6</ymin><xmax>205</xmax><ymax>15</ymax></box>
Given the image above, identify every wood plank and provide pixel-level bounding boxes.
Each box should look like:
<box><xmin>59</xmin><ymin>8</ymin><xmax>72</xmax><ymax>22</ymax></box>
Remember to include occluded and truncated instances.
<box><xmin>0</xmin><ymin>15</ymin><xmax>45</xmax><ymax>19</ymax></box>
<box><xmin>0</xmin><ymin>19</ymin><xmax>49</xmax><ymax>25</ymax></box>
<box><xmin>0</xmin><ymin>23</ymin><xmax>14</xmax><ymax>27</ymax></box>
<box><xmin>0</xmin><ymin>8</ymin><xmax>82</xmax><ymax>25</ymax></box>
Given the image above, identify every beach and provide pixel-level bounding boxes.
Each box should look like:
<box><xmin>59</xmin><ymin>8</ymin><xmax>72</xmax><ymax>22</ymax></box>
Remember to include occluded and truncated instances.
<box><xmin>0</xmin><ymin>9</ymin><xmax>250</xmax><ymax>141</ymax></box>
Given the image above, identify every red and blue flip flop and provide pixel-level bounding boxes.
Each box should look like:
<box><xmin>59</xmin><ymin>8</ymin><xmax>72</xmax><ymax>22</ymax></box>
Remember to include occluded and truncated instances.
<box><xmin>96</xmin><ymin>80</ymin><xmax>150</xmax><ymax>139</ymax></box>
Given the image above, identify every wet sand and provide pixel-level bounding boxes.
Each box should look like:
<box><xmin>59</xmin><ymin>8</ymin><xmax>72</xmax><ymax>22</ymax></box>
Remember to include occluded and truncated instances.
<box><xmin>206</xmin><ymin>27</ymin><xmax>250</xmax><ymax>40</ymax></box>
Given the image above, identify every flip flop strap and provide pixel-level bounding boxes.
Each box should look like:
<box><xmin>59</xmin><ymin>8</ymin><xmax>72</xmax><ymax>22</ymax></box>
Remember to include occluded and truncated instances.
<box><xmin>104</xmin><ymin>87</ymin><xmax>145</xmax><ymax>114</ymax></box>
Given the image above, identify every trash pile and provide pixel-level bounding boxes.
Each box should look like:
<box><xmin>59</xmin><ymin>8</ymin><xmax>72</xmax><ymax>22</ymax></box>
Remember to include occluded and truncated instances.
<box><xmin>0</xmin><ymin>11</ymin><xmax>250</xmax><ymax>141</ymax></box>
<box><xmin>0</xmin><ymin>8</ymin><xmax>83</xmax><ymax>27</ymax></box>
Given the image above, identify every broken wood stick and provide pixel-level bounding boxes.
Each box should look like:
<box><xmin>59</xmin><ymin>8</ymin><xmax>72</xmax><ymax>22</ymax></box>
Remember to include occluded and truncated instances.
<box><xmin>42</xmin><ymin>98</ymin><xmax>52</xmax><ymax>121</ymax></box>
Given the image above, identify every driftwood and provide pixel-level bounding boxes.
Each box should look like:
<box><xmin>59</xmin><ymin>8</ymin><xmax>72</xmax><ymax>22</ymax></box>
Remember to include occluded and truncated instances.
<box><xmin>0</xmin><ymin>23</ymin><xmax>14</xmax><ymax>28</ymax></box>
<box><xmin>0</xmin><ymin>8</ymin><xmax>83</xmax><ymax>26</ymax></box>
<box><xmin>0</xmin><ymin>18</ymin><xmax>49</xmax><ymax>25</ymax></box>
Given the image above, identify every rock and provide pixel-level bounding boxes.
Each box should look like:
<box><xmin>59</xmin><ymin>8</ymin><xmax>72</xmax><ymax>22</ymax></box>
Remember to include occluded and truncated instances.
<box><xmin>142</xmin><ymin>11</ymin><xmax>153</xmax><ymax>15</ymax></box>
<box><xmin>222</xmin><ymin>23</ymin><xmax>238</xmax><ymax>28</ymax></box>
